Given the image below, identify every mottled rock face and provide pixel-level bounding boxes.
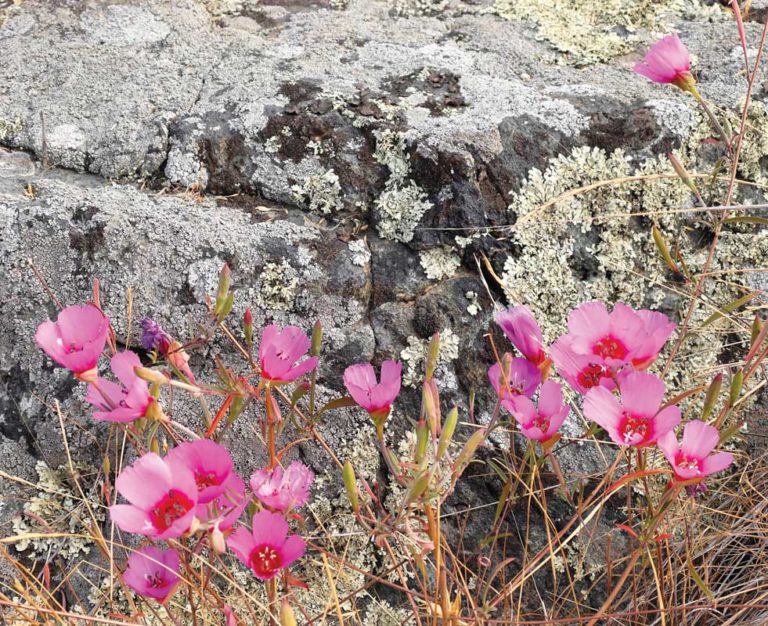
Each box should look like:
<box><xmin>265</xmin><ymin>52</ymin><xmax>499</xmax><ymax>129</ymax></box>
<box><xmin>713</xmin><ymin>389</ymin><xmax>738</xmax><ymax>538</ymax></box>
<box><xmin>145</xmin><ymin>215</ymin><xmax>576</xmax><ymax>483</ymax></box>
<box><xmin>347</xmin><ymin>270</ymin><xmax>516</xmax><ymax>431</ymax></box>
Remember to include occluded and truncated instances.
<box><xmin>1</xmin><ymin>0</ymin><xmax>767</xmax><ymax>616</ymax></box>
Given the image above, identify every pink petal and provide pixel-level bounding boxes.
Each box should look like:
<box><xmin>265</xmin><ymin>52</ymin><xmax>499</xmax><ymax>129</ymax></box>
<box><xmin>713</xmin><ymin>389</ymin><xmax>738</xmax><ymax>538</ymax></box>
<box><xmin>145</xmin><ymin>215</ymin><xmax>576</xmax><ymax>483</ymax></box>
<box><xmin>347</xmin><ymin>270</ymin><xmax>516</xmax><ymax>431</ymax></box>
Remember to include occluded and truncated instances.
<box><xmin>56</xmin><ymin>305</ymin><xmax>108</xmax><ymax>346</ymax></box>
<box><xmin>656</xmin><ymin>430</ymin><xmax>680</xmax><ymax>467</ymax></box>
<box><xmin>583</xmin><ymin>386</ymin><xmax>623</xmax><ymax>434</ymax></box>
<box><xmin>343</xmin><ymin>363</ymin><xmax>377</xmax><ymax>391</ymax></box>
<box><xmin>251</xmin><ymin>510</ymin><xmax>289</xmax><ymax>546</ymax></box>
<box><xmin>548</xmin><ymin>406</ymin><xmax>570</xmax><ymax>435</ymax></box>
<box><xmin>651</xmin><ymin>405</ymin><xmax>681</xmax><ymax>441</ymax></box>
<box><xmin>110</xmin><ymin>351</ymin><xmax>142</xmax><ymax>388</ymax></box>
<box><xmin>379</xmin><ymin>360</ymin><xmax>403</xmax><ymax>392</ymax></box>
<box><xmin>619</xmin><ymin>371</ymin><xmax>666</xmax><ymax>416</ymax></box>
<box><xmin>109</xmin><ymin>505</ymin><xmax>152</xmax><ymax>534</ymax></box>
<box><xmin>681</xmin><ymin>419</ymin><xmax>720</xmax><ymax>458</ymax></box>
<box><xmin>34</xmin><ymin>320</ymin><xmax>66</xmax><ymax>362</ymax></box>
<box><xmin>115</xmin><ymin>453</ymin><xmax>173</xmax><ymax>509</ymax></box>
<box><xmin>279</xmin><ymin>534</ymin><xmax>306</xmax><ymax>568</ymax></box>
<box><xmin>538</xmin><ymin>380</ymin><xmax>564</xmax><ymax>417</ymax></box>
<box><xmin>701</xmin><ymin>451</ymin><xmax>734</xmax><ymax>477</ymax></box>
<box><xmin>227</xmin><ymin>526</ymin><xmax>256</xmax><ymax>566</ymax></box>
<box><xmin>508</xmin><ymin>395</ymin><xmax>536</xmax><ymax>427</ymax></box>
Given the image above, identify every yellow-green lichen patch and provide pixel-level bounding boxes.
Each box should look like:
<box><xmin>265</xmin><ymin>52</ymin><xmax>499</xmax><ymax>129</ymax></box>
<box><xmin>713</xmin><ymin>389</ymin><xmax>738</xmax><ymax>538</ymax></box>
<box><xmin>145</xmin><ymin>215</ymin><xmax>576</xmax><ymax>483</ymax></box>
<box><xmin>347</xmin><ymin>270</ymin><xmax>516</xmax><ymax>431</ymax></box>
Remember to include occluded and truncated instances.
<box><xmin>292</xmin><ymin>169</ymin><xmax>343</xmax><ymax>215</ymax></box>
<box><xmin>420</xmin><ymin>245</ymin><xmax>461</xmax><ymax>280</ymax></box>
<box><xmin>256</xmin><ymin>259</ymin><xmax>299</xmax><ymax>311</ymax></box>
<box><xmin>492</xmin><ymin>0</ymin><xmax>724</xmax><ymax>66</ymax></box>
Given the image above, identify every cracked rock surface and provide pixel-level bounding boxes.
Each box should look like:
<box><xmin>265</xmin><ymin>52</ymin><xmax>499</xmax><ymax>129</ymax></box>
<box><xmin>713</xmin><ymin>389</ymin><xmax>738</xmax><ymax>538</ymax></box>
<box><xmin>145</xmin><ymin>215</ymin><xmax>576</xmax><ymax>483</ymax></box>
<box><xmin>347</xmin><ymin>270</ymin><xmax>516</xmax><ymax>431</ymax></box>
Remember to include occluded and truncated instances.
<box><xmin>0</xmin><ymin>0</ymin><xmax>767</xmax><ymax>612</ymax></box>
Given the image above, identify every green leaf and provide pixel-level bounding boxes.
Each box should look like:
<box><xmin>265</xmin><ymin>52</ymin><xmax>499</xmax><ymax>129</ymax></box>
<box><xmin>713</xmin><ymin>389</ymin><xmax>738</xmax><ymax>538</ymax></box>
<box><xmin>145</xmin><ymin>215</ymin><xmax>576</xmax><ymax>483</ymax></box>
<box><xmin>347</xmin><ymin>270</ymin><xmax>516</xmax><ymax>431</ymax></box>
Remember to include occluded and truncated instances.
<box><xmin>700</xmin><ymin>291</ymin><xmax>761</xmax><ymax>329</ymax></box>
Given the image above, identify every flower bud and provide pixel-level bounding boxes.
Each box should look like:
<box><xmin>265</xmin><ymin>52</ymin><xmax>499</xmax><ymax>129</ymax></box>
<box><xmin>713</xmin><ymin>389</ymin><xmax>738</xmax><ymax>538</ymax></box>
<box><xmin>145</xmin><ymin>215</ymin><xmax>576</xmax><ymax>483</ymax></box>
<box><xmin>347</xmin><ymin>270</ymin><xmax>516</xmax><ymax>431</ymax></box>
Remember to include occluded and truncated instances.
<box><xmin>210</xmin><ymin>523</ymin><xmax>226</xmax><ymax>555</ymax></box>
<box><xmin>342</xmin><ymin>460</ymin><xmax>360</xmax><ymax>514</ymax></box>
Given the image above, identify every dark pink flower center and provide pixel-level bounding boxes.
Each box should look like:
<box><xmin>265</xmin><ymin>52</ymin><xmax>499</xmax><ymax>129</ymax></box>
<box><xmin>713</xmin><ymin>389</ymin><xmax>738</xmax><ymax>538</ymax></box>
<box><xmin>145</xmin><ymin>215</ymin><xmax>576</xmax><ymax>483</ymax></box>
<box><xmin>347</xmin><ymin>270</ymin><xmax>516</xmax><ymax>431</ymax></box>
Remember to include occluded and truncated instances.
<box><xmin>577</xmin><ymin>363</ymin><xmax>608</xmax><ymax>389</ymax></box>
<box><xmin>675</xmin><ymin>453</ymin><xmax>701</xmax><ymax>474</ymax></box>
<box><xmin>249</xmin><ymin>544</ymin><xmax>282</xmax><ymax>578</ymax></box>
<box><xmin>593</xmin><ymin>335</ymin><xmax>628</xmax><ymax>360</ymax></box>
<box><xmin>145</xmin><ymin>572</ymin><xmax>168</xmax><ymax>588</ymax></box>
<box><xmin>150</xmin><ymin>489</ymin><xmax>194</xmax><ymax>532</ymax></box>
<box><xmin>530</xmin><ymin>413</ymin><xmax>550</xmax><ymax>433</ymax></box>
<box><xmin>619</xmin><ymin>413</ymin><xmax>652</xmax><ymax>445</ymax></box>
<box><xmin>63</xmin><ymin>342</ymin><xmax>85</xmax><ymax>354</ymax></box>
<box><xmin>195</xmin><ymin>471</ymin><xmax>222</xmax><ymax>491</ymax></box>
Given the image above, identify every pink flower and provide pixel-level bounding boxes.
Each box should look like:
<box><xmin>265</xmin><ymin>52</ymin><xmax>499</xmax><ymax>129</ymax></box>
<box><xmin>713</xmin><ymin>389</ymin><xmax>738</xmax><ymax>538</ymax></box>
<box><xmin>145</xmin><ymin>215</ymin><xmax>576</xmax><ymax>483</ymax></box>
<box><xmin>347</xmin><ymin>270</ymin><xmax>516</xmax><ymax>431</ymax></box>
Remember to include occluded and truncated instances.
<box><xmin>250</xmin><ymin>461</ymin><xmax>314</xmax><ymax>512</ymax></box>
<box><xmin>658</xmin><ymin>420</ymin><xmax>734</xmax><ymax>482</ymax></box>
<box><xmin>487</xmin><ymin>356</ymin><xmax>541</xmax><ymax>402</ymax></box>
<box><xmin>634</xmin><ymin>34</ymin><xmax>695</xmax><ymax>91</ymax></box>
<box><xmin>343</xmin><ymin>361</ymin><xmax>402</xmax><ymax>417</ymax></box>
<box><xmin>583</xmin><ymin>372</ymin><xmax>680</xmax><ymax>447</ymax></box>
<box><xmin>165</xmin><ymin>439</ymin><xmax>234</xmax><ymax>504</ymax></box>
<box><xmin>508</xmin><ymin>380</ymin><xmax>570</xmax><ymax>442</ymax></box>
<box><xmin>196</xmin><ymin>473</ymin><xmax>248</xmax><ymax>531</ymax></box>
<box><xmin>552</xmin><ymin>302</ymin><xmax>675</xmax><ymax>393</ymax></box>
<box><xmin>550</xmin><ymin>338</ymin><xmax>614</xmax><ymax>395</ymax></box>
<box><xmin>227</xmin><ymin>510</ymin><xmax>306</xmax><ymax>581</ymax></box>
<box><xmin>35</xmin><ymin>305</ymin><xmax>109</xmax><ymax>379</ymax></box>
<box><xmin>109</xmin><ymin>453</ymin><xmax>198</xmax><ymax>540</ymax></box>
<box><xmin>495</xmin><ymin>306</ymin><xmax>547</xmax><ymax>365</ymax></box>
<box><xmin>84</xmin><ymin>351</ymin><xmax>151</xmax><ymax>422</ymax></box>
<box><xmin>258</xmin><ymin>325</ymin><xmax>318</xmax><ymax>383</ymax></box>
<box><xmin>123</xmin><ymin>546</ymin><xmax>180</xmax><ymax>603</ymax></box>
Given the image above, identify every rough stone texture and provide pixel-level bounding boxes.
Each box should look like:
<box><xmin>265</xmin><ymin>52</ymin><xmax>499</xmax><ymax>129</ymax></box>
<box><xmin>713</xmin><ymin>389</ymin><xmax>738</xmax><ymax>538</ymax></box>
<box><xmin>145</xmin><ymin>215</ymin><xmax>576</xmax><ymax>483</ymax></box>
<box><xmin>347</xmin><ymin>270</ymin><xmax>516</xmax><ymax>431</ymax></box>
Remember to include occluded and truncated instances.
<box><xmin>0</xmin><ymin>0</ymin><xmax>767</xmax><ymax>619</ymax></box>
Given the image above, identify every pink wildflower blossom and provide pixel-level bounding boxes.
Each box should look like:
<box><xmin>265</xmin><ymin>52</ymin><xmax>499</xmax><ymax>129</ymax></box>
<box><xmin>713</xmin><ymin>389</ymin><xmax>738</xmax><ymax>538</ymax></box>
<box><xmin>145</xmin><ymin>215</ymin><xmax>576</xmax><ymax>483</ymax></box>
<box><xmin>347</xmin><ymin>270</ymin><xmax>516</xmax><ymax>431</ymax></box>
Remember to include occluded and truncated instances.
<box><xmin>165</xmin><ymin>439</ymin><xmax>234</xmax><ymax>505</ymax></box>
<box><xmin>123</xmin><ymin>546</ymin><xmax>180</xmax><ymax>603</ymax></box>
<box><xmin>495</xmin><ymin>306</ymin><xmax>547</xmax><ymax>365</ymax></box>
<box><xmin>110</xmin><ymin>453</ymin><xmax>198</xmax><ymax>540</ymax></box>
<box><xmin>584</xmin><ymin>372</ymin><xmax>680</xmax><ymax>447</ymax></box>
<box><xmin>84</xmin><ymin>351</ymin><xmax>151</xmax><ymax>422</ymax></box>
<box><xmin>259</xmin><ymin>325</ymin><xmax>318</xmax><ymax>383</ymax></box>
<box><xmin>487</xmin><ymin>356</ymin><xmax>541</xmax><ymax>402</ymax></box>
<box><xmin>196</xmin><ymin>473</ymin><xmax>248</xmax><ymax>531</ymax></box>
<box><xmin>658</xmin><ymin>420</ymin><xmax>734</xmax><ymax>482</ymax></box>
<box><xmin>634</xmin><ymin>34</ymin><xmax>695</xmax><ymax>92</ymax></box>
<box><xmin>227</xmin><ymin>510</ymin><xmax>306</xmax><ymax>581</ymax></box>
<box><xmin>552</xmin><ymin>302</ymin><xmax>675</xmax><ymax>393</ymax></box>
<box><xmin>343</xmin><ymin>361</ymin><xmax>402</xmax><ymax>419</ymax></box>
<box><xmin>508</xmin><ymin>380</ymin><xmax>570</xmax><ymax>443</ymax></box>
<box><xmin>250</xmin><ymin>461</ymin><xmax>314</xmax><ymax>512</ymax></box>
<box><xmin>35</xmin><ymin>305</ymin><xmax>109</xmax><ymax>381</ymax></box>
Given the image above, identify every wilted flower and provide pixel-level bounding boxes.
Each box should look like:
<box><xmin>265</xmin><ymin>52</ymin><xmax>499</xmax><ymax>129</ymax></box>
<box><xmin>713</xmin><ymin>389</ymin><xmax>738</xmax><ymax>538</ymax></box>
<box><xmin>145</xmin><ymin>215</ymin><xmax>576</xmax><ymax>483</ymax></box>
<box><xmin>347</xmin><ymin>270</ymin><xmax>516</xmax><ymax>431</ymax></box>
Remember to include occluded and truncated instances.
<box><xmin>227</xmin><ymin>510</ymin><xmax>306</xmax><ymax>580</ymax></box>
<box><xmin>84</xmin><ymin>351</ymin><xmax>152</xmax><ymax>422</ymax></box>
<box><xmin>658</xmin><ymin>420</ymin><xmax>734</xmax><ymax>482</ymax></box>
<box><xmin>250</xmin><ymin>461</ymin><xmax>314</xmax><ymax>512</ymax></box>
<box><xmin>343</xmin><ymin>361</ymin><xmax>402</xmax><ymax>420</ymax></box>
<box><xmin>487</xmin><ymin>356</ymin><xmax>541</xmax><ymax>402</ymax></box>
<box><xmin>634</xmin><ymin>34</ymin><xmax>695</xmax><ymax>92</ymax></box>
<box><xmin>123</xmin><ymin>546</ymin><xmax>180</xmax><ymax>603</ymax></box>
<box><xmin>110</xmin><ymin>453</ymin><xmax>198</xmax><ymax>540</ymax></box>
<box><xmin>165</xmin><ymin>439</ymin><xmax>234</xmax><ymax>504</ymax></box>
<box><xmin>583</xmin><ymin>372</ymin><xmax>680</xmax><ymax>447</ymax></box>
<box><xmin>35</xmin><ymin>304</ymin><xmax>109</xmax><ymax>381</ymax></box>
<box><xmin>495</xmin><ymin>306</ymin><xmax>547</xmax><ymax>365</ymax></box>
<box><xmin>259</xmin><ymin>325</ymin><xmax>318</xmax><ymax>383</ymax></box>
<box><xmin>508</xmin><ymin>380</ymin><xmax>570</xmax><ymax>443</ymax></box>
<box><xmin>140</xmin><ymin>318</ymin><xmax>172</xmax><ymax>354</ymax></box>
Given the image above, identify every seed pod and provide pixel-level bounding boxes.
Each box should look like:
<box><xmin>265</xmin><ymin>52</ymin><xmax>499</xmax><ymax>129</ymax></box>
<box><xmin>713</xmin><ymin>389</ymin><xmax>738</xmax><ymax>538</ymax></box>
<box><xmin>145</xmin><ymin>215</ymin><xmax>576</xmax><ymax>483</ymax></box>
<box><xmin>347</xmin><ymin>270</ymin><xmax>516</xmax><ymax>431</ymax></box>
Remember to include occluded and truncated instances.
<box><xmin>729</xmin><ymin>369</ymin><xmax>743</xmax><ymax>406</ymax></box>
<box><xmin>437</xmin><ymin>406</ymin><xmax>459</xmax><ymax>461</ymax></box>
<box><xmin>342</xmin><ymin>460</ymin><xmax>359</xmax><ymax>514</ymax></box>
<box><xmin>701</xmin><ymin>373</ymin><xmax>722</xmax><ymax>421</ymax></box>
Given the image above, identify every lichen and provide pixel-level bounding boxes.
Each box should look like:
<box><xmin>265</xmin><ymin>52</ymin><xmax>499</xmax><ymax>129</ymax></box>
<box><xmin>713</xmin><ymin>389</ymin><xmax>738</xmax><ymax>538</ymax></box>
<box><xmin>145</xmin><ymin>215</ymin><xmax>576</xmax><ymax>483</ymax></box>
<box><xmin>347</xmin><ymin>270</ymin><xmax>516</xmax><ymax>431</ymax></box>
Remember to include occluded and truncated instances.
<box><xmin>256</xmin><ymin>259</ymin><xmax>298</xmax><ymax>311</ymax></box>
<box><xmin>492</xmin><ymin>0</ymin><xmax>724</xmax><ymax>66</ymax></box>
<box><xmin>400</xmin><ymin>328</ymin><xmax>460</xmax><ymax>387</ymax></box>
<box><xmin>349</xmin><ymin>238</ymin><xmax>371</xmax><ymax>267</ymax></box>
<box><xmin>390</xmin><ymin>0</ymin><xmax>447</xmax><ymax>17</ymax></box>
<box><xmin>12</xmin><ymin>461</ymin><xmax>103</xmax><ymax>560</ymax></box>
<box><xmin>292</xmin><ymin>169</ymin><xmax>343</xmax><ymax>215</ymax></box>
<box><xmin>419</xmin><ymin>245</ymin><xmax>461</xmax><ymax>280</ymax></box>
<box><xmin>0</xmin><ymin>117</ymin><xmax>23</xmax><ymax>142</ymax></box>
<box><xmin>465</xmin><ymin>290</ymin><xmax>480</xmax><ymax>316</ymax></box>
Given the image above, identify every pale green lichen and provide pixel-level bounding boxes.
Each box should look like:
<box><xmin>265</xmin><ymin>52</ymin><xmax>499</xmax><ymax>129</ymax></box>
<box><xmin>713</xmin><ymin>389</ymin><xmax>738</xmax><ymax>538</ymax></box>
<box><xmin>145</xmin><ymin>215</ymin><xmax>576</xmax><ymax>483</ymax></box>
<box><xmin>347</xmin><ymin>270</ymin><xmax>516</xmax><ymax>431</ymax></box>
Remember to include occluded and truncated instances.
<box><xmin>420</xmin><ymin>245</ymin><xmax>461</xmax><ymax>280</ymax></box>
<box><xmin>12</xmin><ymin>461</ymin><xmax>103</xmax><ymax>560</ymax></box>
<box><xmin>466</xmin><ymin>290</ymin><xmax>480</xmax><ymax>316</ymax></box>
<box><xmin>499</xmin><ymin>101</ymin><xmax>768</xmax><ymax>402</ymax></box>
<box><xmin>492</xmin><ymin>0</ymin><xmax>724</xmax><ymax>66</ymax></box>
<box><xmin>292</xmin><ymin>169</ymin><xmax>343</xmax><ymax>215</ymax></box>
<box><xmin>375</xmin><ymin>182</ymin><xmax>433</xmax><ymax>243</ymax></box>
<box><xmin>0</xmin><ymin>117</ymin><xmax>23</xmax><ymax>142</ymax></box>
<box><xmin>256</xmin><ymin>259</ymin><xmax>298</xmax><ymax>311</ymax></box>
<box><xmin>400</xmin><ymin>328</ymin><xmax>460</xmax><ymax>387</ymax></box>
<box><xmin>390</xmin><ymin>0</ymin><xmax>447</xmax><ymax>17</ymax></box>
<box><xmin>349</xmin><ymin>238</ymin><xmax>371</xmax><ymax>267</ymax></box>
